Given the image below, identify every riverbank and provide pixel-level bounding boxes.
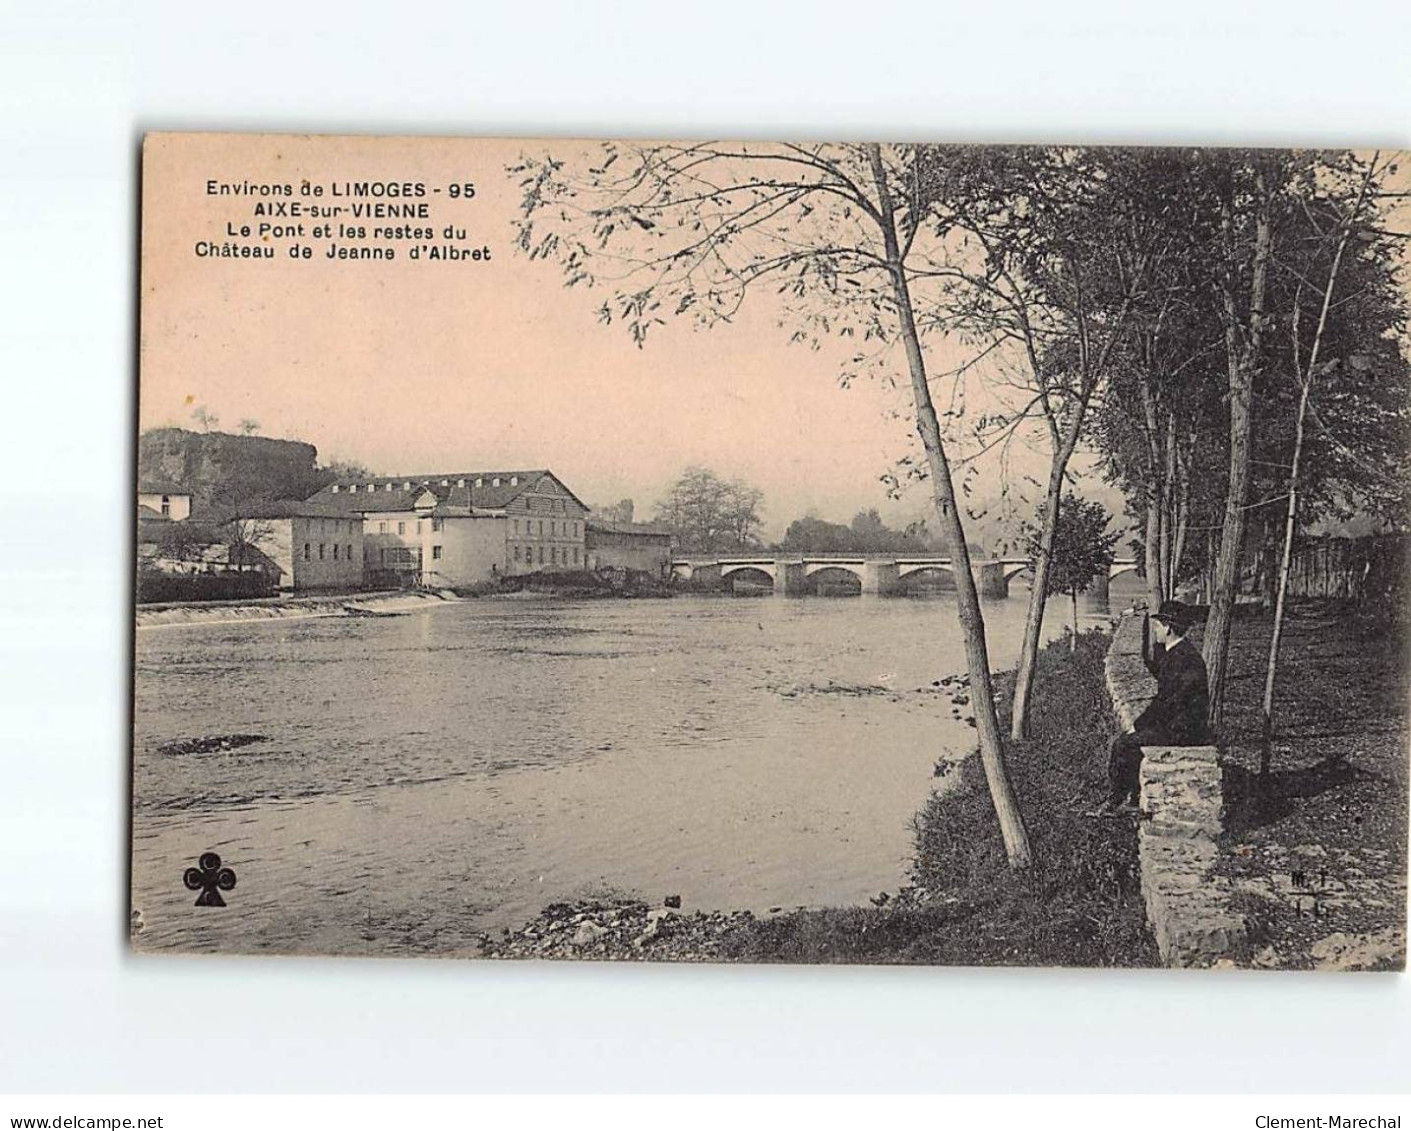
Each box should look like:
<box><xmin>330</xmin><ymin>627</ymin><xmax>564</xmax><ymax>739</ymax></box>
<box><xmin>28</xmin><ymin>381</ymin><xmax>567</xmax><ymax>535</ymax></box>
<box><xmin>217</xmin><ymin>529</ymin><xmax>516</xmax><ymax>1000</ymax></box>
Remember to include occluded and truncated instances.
<box><xmin>135</xmin><ymin>589</ymin><xmax>460</xmax><ymax>628</ymax></box>
<box><xmin>1215</xmin><ymin>604</ymin><xmax>1408</xmax><ymax>970</ymax></box>
<box><xmin>481</xmin><ymin>629</ymin><xmax>1159</xmax><ymax>966</ymax></box>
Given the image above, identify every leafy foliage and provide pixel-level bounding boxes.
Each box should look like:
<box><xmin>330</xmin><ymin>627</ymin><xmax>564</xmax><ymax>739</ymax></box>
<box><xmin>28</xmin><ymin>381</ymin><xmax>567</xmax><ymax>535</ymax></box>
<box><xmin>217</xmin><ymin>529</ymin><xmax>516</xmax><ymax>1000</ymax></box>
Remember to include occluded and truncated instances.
<box><xmin>1028</xmin><ymin>493</ymin><xmax>1120</xmax><ymax>598</ymax></box>
<box><xmin>653</xmin><ymin>466</ymin><xmax>764</xmax><ymax>552</ymax></box>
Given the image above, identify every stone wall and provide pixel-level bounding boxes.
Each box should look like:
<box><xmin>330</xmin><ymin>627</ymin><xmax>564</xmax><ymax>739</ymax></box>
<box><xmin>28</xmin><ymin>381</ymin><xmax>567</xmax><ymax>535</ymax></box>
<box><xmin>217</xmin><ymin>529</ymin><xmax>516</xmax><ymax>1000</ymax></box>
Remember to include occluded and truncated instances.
<box><xmin>1105</xmin><ymin>614</ymin><xmax>1248</xmax><ymax>968</ymax></box>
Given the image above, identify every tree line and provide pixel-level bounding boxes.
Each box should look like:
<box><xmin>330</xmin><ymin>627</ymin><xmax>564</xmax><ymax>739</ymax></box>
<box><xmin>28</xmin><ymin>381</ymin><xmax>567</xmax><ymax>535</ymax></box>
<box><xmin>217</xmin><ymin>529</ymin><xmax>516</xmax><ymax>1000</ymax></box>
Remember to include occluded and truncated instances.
<box><xmin>514</xmin><ymin>143</ymin><xmax>1409</xmax><ymax>869</ymax></box>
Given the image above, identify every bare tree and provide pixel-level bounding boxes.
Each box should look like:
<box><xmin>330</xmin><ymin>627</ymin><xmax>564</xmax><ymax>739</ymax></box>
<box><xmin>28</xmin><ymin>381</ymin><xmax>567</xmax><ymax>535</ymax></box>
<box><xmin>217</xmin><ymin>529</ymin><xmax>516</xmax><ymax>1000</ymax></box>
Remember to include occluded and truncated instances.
<box><xmin>1260</xmin><ymin>152</ymin><xmax>1381</xmax><ymax>765</ymax></box>
<box><xmin>1203</xmin><ymin>154</ymin><xmax>1276</xmax><ymax>731</ymax></box>
<box><xmin>223</xmin><ymin>515</ymin><xmax>276</xmax><ymax>572</ymax></box>
<box><xmin>910</xmin><ymin>147</ymin><xmax>1158</xmax><ymax>739</ymax></box>
<box><xmin>515</xmin><ymin>141</ymin><xmax>1034</xmax><ymax>866</ymax></box>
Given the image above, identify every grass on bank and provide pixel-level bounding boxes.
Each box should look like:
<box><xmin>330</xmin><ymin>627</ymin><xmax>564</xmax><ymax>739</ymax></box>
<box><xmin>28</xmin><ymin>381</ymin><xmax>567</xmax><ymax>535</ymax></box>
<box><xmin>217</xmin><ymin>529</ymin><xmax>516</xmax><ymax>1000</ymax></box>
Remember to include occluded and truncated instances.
<box><xmin>722</xmin><ymin>630</ymin><xmax>1160</xmax><ymax>967</ymax></box>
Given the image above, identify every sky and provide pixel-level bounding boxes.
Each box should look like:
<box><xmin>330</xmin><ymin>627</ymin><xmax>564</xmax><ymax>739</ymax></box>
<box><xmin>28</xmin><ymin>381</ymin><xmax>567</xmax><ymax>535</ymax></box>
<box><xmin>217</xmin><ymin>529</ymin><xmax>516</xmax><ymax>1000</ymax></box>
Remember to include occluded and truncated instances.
<box><xmin>140</xmin><ymin>136</ymin><xmax>1407</xmax><ymax>543</ymax></box>
<box><xmin>138</xmin><ymin>134</ymin><xmax>1072</xmax><ymax>543</ymax></box>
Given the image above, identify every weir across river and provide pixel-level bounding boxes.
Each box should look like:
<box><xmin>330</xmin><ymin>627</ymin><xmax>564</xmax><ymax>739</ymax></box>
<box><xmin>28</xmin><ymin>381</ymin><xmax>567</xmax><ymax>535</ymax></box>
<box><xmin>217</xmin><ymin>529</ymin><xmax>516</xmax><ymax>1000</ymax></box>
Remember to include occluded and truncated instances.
<box><xmin>671</xmin><ymin>555</ymin><xmax>1140</xmax><ymax>599</ymax></box>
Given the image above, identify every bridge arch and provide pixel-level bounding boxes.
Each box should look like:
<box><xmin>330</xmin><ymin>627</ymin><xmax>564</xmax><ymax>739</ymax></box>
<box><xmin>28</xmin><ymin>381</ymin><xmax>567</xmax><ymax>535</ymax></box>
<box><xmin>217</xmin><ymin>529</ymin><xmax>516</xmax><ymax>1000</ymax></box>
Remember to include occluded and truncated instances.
<box><xmin>1003</xmin><ymin>563</ymin><xmax>1032</xmax><ymax>582</ymax></box>
<box><xmin>719</xmin><ymin>561</ymin><xmax>776</xmax><ymax>582</ymax></box>
<box><xmin>1110</xmin><ymin>560</ymin><xmax>1140</xmax><ymax>580</ymax></box>
<box><xmin>721</xmin><ymin>564</ymin><xmax>775</xmax><ymax>594</ymax></box>
<box><xmin>896</xmin><ymin>565</ymin><xmax>958</xmax><ymax>595</ymax></box>
<box><xmin>896</xmin><ymin>561</ymin><xmax>955</xmax><ymax>580</ymax></box>
<box><xmin>805</xmin><ymin>564</ymin><xmax>863</xmax><ymax>596</ymax></box>
<box><xmin>802</xmin><ymin>561</ymin><xmax>864</xmax><ymax>580</ymax></box>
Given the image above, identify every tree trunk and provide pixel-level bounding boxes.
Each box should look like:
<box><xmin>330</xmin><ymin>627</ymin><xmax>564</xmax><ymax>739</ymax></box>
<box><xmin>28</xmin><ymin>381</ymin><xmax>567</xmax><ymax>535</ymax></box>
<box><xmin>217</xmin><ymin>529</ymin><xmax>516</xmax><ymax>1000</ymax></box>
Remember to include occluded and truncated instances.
<box><xmin>1138</xmin><ymin>379</ymin><xmax>1166</xmax><ymax>609</ymax></box>
<box><xmin>866</xmin><ymin>143</ymin><xmax>1032</xmax><ymax>869</ymax></box>
<box><xmin>1143</xmin><ymin>493</ymin><xmax>1164</xmax><ymax>610</ymax></box>
<box><xmin>1010</xmin><ymin>451</ymin><xmax>1065</xmax><ymax>739</ymax></box>
<box><xmin>1203</xmin><ymin>167</ymin><xmax>1272</xmax><ymax>733</ymax></box>
<box><xmin>1260</xmin><ymin>163</ymin><xmax>1368</xmax><ymax>765</ymax></box>
<box><xmin>1162</xmin><ymin>414</ymin><xmax>1179</xmax><ymax>598</ymax></box>
<box><xmin>1070</xmin><ymin>590</ymin><xmax>1079</xmax><ymax>653</ymax></box>
<box><xmin>1260</xmin><ymin>383</ymin><xmax>1307</xmax><ymax>770</ymax></box>
<box><xmin>1171</xmin><ymin>453</ymin><xmax>1191</xmax><ymax>598</ymax></box>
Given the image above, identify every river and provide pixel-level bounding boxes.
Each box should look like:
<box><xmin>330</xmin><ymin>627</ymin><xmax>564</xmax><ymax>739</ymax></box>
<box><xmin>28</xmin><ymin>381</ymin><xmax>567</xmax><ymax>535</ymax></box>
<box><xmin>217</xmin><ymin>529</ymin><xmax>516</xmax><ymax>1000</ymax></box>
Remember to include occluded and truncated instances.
<box><xmin>130</xmin><ymin>588</ymin><xmax>1111</xmax><ymax>957</ymax></box>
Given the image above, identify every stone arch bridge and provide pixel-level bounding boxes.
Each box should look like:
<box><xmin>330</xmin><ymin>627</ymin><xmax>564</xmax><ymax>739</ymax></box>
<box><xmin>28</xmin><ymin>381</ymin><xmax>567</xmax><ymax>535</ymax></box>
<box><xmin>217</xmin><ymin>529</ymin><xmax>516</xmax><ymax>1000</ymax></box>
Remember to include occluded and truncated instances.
<box><xmin>671</xmin><ymin>555</ymin><xmax>1139</xmax><ymax>599</ymax></box>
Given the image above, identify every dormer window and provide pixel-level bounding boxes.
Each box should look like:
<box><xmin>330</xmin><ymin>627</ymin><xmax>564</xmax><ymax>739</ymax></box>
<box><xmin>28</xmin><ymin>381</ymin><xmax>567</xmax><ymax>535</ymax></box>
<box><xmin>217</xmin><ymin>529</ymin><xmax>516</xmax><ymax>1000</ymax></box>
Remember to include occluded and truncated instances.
<box><xmin>440</xmin><ymin>479</ymin><xmax>449</xmax><ymax>487</ymax></box>
<box><xmin>331</xmin><ymin>485</ymin><xmax>340</xmax><ymax>494</ymax></box>
<box><xmin>491</xmin><ymin>477</ymin><xmax>501</xmax><ymax>487</ymax></box>
<box><xmin>367</xmin><ymin>484</ymin><xmax>376</xmax><ymax>493</ymax></box>
<box><xmin>509</xmin><ymin>476</ymin><xmax>518</xmax><ymax>486</ymax></box>
<box><xmin>475</xmin><ymin>478</ymin><xmax>483</xmax><ymax>488</ymax></box>
<box><xmin>402</xmin><ymin>481</ymin><xmax>411</xmax><ymax>490</ymax></box>
<box><xmin>456</xmin><ymin>478</ymin><xmax>466</xmax><ymax>488</ymax></box>
<box><xmin>384</xmin><ymin>483</ymin><xmax>394</xmax><ymax>492</ymax></box>
<box><xmin>348</xmin><ymin>484</ymin><xmax>357</xmax><ymax>494</ymax></box>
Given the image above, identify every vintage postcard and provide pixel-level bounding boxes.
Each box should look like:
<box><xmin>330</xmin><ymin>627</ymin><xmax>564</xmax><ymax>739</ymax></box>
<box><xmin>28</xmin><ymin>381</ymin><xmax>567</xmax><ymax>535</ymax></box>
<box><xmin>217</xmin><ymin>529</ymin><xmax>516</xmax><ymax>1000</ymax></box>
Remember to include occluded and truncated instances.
<box><xmin>132</xmin><ymin>133</ymin><xmax>1409</xmax><ymax>968</ymax></box>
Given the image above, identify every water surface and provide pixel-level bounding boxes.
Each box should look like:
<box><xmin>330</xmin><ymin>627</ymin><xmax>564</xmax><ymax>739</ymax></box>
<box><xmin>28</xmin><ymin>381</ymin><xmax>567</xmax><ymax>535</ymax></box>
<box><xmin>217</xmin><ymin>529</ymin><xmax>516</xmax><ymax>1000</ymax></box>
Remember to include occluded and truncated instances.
<box><xmin>131</xmin><ymin>590</ymin><xmax>1096</xmax><ymax>956</ymax></box>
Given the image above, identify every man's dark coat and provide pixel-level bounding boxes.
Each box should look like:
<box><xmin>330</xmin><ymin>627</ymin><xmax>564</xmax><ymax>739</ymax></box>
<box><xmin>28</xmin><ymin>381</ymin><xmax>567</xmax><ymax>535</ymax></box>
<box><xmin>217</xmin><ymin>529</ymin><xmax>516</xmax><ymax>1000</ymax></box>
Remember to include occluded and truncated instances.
<box><xmin>1133</xmin><ymin>636</ymin><xmax>1211</xmax><ymax>745</ymax></box>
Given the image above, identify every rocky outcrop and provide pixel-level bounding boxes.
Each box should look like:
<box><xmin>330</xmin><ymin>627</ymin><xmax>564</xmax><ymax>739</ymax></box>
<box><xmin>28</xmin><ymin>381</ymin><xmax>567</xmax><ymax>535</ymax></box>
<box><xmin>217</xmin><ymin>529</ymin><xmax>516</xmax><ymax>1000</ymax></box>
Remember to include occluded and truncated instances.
<box><xmin>1105</xmin><ymin>614</ymin><xmax>1248</xmax><ymax>968</ymax></box>
<box><xmin>138</xmin><ymin>427</ymin><xmax>327</xmax><ymax>516</ymax></box>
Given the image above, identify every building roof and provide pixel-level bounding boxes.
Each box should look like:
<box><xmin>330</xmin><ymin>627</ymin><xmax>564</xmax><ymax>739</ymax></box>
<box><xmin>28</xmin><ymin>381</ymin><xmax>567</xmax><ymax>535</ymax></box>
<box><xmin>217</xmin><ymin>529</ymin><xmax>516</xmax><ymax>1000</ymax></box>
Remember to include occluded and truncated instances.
<box><xmin>586</xmin><ymin>518</ymin><xmax>673</xmax><ymax>539</ymax></box>
<box><xmin>235</xmin><ymin>499</ymin><xmax>359</xmax><ymax>520</ymax></box>
<box><xmin>136</xmin><ymin>504</ymin><xmax>171</xmax><ymax>522</ymax></box>
<box><xmin>305</xmin><ymin>470</ymin><xmax>588</xmax><ymax>514</ymax></box>
<box><xmin>137</xmin><ymin>480</ymin><xmax>190</xmax><ymax>496</ymax></box>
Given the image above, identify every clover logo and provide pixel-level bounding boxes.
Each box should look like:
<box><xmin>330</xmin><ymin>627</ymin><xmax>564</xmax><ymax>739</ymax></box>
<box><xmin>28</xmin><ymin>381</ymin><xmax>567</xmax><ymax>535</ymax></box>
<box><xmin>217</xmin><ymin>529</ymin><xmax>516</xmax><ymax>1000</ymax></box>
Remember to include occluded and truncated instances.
<box><xmin>183</xmin><ymin>852</ymin><xmax>237</xmax><ymax>907</ymax></box>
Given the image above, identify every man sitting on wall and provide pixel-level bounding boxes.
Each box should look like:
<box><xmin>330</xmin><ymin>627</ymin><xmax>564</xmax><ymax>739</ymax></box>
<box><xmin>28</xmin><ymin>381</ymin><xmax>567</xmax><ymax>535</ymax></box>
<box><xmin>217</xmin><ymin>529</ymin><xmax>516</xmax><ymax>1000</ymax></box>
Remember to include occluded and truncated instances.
<box><xmin>1089</xmin><ymin>600</ymin><xmax>1210</xmax><ymax>817</ymax></box>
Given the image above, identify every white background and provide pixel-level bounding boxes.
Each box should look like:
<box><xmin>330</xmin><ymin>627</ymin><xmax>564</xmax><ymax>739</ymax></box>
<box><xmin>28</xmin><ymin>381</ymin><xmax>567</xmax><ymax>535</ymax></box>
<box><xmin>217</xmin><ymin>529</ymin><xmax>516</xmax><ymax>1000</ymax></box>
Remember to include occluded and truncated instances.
<box><xmin>1</xmin><ymin>0</ymin><xmax>1408</xmax><ymax>1095</ymax></box>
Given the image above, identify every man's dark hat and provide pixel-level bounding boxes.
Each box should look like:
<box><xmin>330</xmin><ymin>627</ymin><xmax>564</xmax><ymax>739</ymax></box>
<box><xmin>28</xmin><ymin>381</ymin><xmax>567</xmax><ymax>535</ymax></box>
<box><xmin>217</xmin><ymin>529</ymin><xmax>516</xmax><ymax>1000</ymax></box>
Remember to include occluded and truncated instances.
<box><xmin>1152</xmin><ymin>600</ymin><xmax>1197</xmax><ymax>634</ymax></box>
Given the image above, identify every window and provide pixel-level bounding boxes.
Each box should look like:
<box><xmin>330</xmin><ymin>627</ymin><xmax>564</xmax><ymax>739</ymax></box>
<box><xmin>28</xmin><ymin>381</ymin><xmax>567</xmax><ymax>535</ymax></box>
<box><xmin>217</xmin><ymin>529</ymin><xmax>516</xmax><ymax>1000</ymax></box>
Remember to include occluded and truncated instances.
<box><xmin>432</xmin><ymin>545</ymin><xmax>443</xmax><ymax>561</ymax></box>
<box><xmin>510</xmin><ymin>476</ymin><xmax>518</xmax><ymax>486</ymax></box>
<box><xmin>513</xmin><ymin>519</ymin><xmax>519</xmax><ymax>535</ymax></box>
<box><xmin>538</xmin><ymin>545</ymin><xmax>544</xmax><ymax>564</ymax></box>
<box><xmin>492</xmin><ymin>477</ymin><xmax>500</xmax><ymax>487</ymax></box>
<box><xmin>573</xmin><ymin>521</ymin><xmax>579</xmax><ymax>538</ymax></box>
<box><xmin>432</xmin><ymin>518</ymin><xmax>443</xmax><ymax>532</ymax></box>
<box><xmin>573</xmin><ymin>547</ymin><xmax>579</xmax><ymax>564</ymax></box>
<box><xmin>550</xmin><ymin>521</ymin><xmax>556</xmax><ymax>537</ymax></box>
<box><xmin>303</xmin><ymin>543</ymin><xmax>310</xmax><ymax>561</ymax></box>
<box><xmin>397</xmin><ymin>522</ymin><xmax>406</xmax><ymax>536</ymax></box>
<box><xmin>416</xmin><ymin>520</ymin><xmax>423</xmax><ymax>535</ymax></box>
<box><xmin>550</xmin><ymin>546</ymin><xmax>557</xmax><ymax>564</ymax></box>
<box><xmin>348</xmin><ymin>484</ymin><xmax>357</xmax><ymax>494</ymax></box>
<box><xmin>319</xmin><ymin>544</ymin><xmax>325</xmax><ymax>560</ymax></box>
<box><xmin>475</xmin><ymin>478</ymin><xmax>483</xmax><ymax>487</ymax></box>
<box><xmin>160</xmin><ymin>494</ymin><xmax>171</xmax><ymax>517</ymax></box>
<box><xmin>331</xmin><ymin>485</ymin><xmax>340</xmax><ymax>494</ymax></box>
<box><xmin>347</xmin><ymin>544</ymin><xmax>353</xmax><ymax>560</ymax></box>
<box><xmin>513</xmin><ymin>545</ymin><xmax>521</xmax><ymax>562</ymax></box>
<box><xmin>380</xmin><ymin>549</ymin><xmax>387</xmax><ymax>563</ymax></box>
<box><xmin>333</xmin><ymin>544</ymin><xmax>339</xmax><ymax>560</ymax></box>
<box><xmin>378</xmin><ymin>522</ymin><xmax>387</xmax><ymax>534</ymax></box>
<box><xmin>537</xmin><ymin>519</ymin><xmax>543</xmax><ymax>536</ymax></box>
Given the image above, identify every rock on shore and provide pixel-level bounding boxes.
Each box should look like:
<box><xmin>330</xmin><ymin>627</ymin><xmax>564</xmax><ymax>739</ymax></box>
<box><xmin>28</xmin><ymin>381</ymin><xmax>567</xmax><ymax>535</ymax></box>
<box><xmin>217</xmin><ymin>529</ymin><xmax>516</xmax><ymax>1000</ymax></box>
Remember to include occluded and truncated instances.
<box><xmin>477</xmin><ymin>898</ymin><xmax>759</xmax><ymax>962</ymax></box>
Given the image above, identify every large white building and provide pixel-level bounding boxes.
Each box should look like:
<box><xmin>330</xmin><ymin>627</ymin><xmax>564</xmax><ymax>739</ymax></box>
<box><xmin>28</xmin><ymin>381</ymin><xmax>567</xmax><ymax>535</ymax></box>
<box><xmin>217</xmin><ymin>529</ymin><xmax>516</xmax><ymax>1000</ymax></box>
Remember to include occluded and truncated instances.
<box><xmin>306</xmin><ymin>470</ymin><xmax>590</xmax><ymax>588</ymax></box>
